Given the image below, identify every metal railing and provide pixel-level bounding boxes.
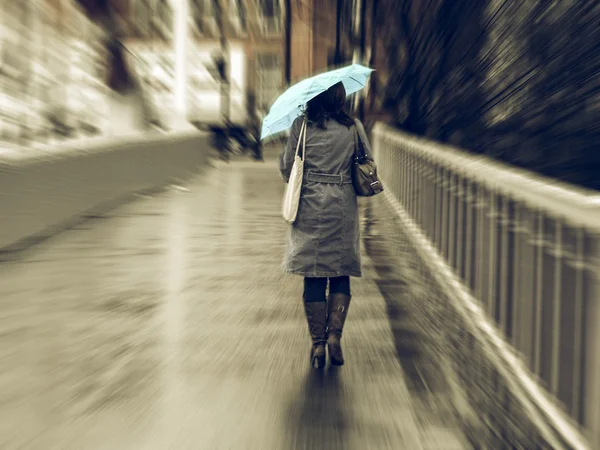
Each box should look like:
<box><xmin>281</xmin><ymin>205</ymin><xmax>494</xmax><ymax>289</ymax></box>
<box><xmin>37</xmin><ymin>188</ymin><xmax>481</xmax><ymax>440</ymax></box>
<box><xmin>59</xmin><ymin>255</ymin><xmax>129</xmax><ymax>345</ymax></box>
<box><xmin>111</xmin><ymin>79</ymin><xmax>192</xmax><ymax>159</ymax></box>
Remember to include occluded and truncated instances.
<box><xmin>372</xmin><ymin>123</ymin><xmax>600</xmax><ymax>449</ymax></box>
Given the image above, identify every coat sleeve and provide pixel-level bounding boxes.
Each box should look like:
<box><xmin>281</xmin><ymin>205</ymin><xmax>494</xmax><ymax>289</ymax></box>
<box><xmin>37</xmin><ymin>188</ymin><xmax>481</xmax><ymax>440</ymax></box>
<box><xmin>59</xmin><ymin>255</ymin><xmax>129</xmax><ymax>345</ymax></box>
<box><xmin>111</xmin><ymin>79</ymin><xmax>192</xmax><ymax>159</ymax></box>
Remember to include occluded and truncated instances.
<box><xmin>354</xmin><ymin>119</ymin><xmax>375</xmax><ymax>162</ymax></box>
<box><xmin>279</xmin><ymin>117</ymin><xmax>302</xmax><ymax>183</ymax></box>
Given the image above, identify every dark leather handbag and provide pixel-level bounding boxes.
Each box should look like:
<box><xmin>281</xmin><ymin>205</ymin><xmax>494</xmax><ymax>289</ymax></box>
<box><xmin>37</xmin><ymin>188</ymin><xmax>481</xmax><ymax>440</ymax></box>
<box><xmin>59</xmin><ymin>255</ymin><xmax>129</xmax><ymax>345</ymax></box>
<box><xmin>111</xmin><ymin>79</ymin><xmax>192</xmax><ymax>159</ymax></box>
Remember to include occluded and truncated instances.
<box><xmin>351</xmin><ymin>120</ymin><xmax>384</xmax><ymax>197</ymax></box>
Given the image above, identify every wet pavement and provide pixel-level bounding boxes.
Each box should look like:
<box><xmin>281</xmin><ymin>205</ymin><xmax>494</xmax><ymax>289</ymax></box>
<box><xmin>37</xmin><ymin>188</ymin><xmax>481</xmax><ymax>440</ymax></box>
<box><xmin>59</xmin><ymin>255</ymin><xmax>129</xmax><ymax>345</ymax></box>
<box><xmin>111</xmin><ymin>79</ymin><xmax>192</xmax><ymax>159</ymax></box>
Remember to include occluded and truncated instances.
<box><xmin>0</xmin><ymin>155</ymin><xmax>466</xmax><ymax>449</ymax></box>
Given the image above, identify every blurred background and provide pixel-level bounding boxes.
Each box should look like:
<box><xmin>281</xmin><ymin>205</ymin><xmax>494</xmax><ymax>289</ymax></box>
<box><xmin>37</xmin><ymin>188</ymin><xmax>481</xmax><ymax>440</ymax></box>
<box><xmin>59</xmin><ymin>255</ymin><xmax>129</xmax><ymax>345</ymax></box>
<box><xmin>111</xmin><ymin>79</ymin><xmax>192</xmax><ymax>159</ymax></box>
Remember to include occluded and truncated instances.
<box><xmin>1</xmin><ymin>0</ymin><xmax>598</xmax><ymax>188</ymax></box>
<box><xmin>0</xmin><ymin>0</ymin><xmax>285</xmax><ymax>146</ymax></box>
<box><xmin>1</xmin><ymin>1</ymin><xmax>599</xmax><ymax>449</ymax></box>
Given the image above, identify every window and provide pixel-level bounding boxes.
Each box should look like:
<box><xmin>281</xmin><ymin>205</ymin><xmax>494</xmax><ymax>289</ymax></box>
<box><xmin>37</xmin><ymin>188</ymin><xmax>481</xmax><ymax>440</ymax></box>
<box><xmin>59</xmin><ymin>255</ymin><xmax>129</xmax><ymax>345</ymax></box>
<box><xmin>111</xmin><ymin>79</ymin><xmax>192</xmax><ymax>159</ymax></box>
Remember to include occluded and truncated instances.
<box><xmin>156</xmin><ymin>0</ymin><xmax>172</xmax><ymax>31</ymax></box>
<box><xmin>260</xmin><ymin>0</ymin><xmax>281</xmax><ymax>18</ymax></box>
<box><xmin>134</xmin><ymin>0</ymin><xmax>151</xmax><ymax>37</ymax></box>
<box><xmin>0</xmin><ymin>4</ymin><xmax>28</xmax><ymax>86</ymax></box>
<box><xmin>257</xmin><ymin>54</ymin><xmax>280</xmax><ymax>70</ymax></box>
<box><xmin>192</xmin><ymin>0</ymin><xmax>216</xmax><ymax>35</ymax></box>
<box><xmin>256</xmin><ymin>53</ymin><xmax>281</xmax><ymax>110</ymax></box>
<box><xmin>229</xmin><ymin>0</ymin><xmax>247</xmax><ymax>36</ymax></box>
<box><xmin>259</xmin><ymin>0</ymin><xmax>281</xmax><ymax>35</ymax></box>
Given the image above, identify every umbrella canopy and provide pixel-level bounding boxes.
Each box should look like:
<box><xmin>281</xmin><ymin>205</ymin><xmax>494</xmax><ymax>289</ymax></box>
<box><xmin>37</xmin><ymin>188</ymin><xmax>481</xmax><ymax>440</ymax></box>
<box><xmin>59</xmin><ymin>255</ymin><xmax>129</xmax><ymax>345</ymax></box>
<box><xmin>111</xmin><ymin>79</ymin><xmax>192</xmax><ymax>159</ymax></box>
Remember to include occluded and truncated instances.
<box><xmin>261</xmin><ymin>63</ymin><xmax>374</xmax><ymax>140</ymax></box>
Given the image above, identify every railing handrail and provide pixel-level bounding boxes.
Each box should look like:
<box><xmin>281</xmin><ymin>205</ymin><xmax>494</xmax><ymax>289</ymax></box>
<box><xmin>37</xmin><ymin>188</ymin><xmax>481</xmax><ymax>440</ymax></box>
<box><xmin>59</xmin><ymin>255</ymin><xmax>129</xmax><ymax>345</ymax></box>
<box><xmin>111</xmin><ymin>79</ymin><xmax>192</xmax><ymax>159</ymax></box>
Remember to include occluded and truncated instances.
<box><xmin>381</xmin><ymin>188</ymin><xmax>590</xmax><ymax>450</ymax></box>
<box><xmin>373</xmin><ymin>123</ymin><xmax>600</xmax><ymax>231</ymax></box>
<box><xmin>372</xmin><ymin>123</ymin><xmax>597</xmax><ymax>449</ymax></box>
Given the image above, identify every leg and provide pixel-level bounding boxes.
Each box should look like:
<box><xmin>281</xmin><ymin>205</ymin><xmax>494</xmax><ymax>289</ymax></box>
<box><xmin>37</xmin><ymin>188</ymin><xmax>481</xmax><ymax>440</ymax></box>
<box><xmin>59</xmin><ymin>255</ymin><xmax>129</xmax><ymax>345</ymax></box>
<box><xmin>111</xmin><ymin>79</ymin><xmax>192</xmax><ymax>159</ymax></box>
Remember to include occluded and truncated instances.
<box><xmin>303</xmin><ymin>277</ymin><xmax>328</xmax><ymax>369</ymax></box>
<box><xmin>327</xmin><ymin>276</ymin><xmax>352</xmax><ymax>366</ymax></box>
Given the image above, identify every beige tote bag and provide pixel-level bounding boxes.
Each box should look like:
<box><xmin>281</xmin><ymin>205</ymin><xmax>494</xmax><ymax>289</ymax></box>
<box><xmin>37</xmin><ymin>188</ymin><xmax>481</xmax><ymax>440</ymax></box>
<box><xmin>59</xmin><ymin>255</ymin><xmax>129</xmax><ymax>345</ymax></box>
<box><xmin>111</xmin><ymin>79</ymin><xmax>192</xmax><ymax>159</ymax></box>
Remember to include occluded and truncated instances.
<box><xmin>282</xmin><ymin>119</ymin><xmax>307</xmax><ymax>224</ymax></box>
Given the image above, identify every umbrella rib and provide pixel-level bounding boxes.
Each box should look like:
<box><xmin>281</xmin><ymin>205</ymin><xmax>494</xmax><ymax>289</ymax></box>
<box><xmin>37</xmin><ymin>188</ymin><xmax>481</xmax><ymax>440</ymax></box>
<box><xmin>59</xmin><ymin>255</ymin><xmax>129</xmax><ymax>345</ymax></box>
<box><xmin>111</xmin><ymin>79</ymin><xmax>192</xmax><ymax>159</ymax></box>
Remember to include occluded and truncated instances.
<box><xmin>345</xmin><ymin>76</ymin><xmax>368</xmax><ymax>93</ymax></box>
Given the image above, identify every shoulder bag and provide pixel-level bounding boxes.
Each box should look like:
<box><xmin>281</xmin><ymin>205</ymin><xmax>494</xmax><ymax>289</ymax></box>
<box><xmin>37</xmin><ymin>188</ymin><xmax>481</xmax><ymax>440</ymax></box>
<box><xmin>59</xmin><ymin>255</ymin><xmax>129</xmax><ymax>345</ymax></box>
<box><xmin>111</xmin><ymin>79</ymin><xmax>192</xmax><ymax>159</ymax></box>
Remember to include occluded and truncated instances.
<box><xmin>352</xmin><ymin>119</ymin><xmax>384</xmax><ymax>197</ymax></box>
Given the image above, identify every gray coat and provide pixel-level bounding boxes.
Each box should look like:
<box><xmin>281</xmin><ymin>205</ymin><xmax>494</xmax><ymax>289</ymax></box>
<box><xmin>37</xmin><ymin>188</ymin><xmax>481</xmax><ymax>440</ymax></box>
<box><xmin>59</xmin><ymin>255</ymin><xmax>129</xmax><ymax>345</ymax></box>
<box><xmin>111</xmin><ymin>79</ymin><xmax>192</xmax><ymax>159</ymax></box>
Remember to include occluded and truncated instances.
<box><xmin>279</xmin><ymin>116</ymin><xmax>374</xmax><ymax>278</ymax></box>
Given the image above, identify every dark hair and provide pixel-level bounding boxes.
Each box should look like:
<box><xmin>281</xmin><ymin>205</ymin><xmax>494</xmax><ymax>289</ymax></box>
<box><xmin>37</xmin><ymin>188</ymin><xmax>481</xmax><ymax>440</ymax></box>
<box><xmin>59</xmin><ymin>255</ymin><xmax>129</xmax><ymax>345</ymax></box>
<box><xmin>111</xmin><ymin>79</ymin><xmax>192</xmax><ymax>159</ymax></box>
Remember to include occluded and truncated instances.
<box><xmin>305</xmin><ymin>82</ymin><xmax>354</xmax><ymax>129</ymax></box>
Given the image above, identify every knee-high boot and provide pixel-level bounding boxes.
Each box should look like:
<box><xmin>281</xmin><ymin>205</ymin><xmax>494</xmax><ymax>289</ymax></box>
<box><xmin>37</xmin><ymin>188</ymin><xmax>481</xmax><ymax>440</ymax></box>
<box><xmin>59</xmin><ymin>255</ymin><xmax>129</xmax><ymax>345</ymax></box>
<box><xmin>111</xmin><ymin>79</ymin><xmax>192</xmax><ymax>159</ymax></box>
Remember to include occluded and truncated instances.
<box><xmin>327</xmin><ymin>293</ymin><xmax>352</xmax><ymax>366</ymax></box>
<box><xmin>303</xmin><ymin>301</ymin><xmax>327</xmax><ymax>369</ymax></box>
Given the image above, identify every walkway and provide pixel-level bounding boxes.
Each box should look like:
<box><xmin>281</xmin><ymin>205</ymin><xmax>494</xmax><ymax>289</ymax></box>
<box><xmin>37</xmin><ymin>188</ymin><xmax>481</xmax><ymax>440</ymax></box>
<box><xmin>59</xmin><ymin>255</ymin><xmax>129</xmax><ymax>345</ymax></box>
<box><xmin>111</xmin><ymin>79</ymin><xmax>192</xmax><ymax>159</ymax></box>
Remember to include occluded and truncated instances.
<box><xmin>0</xmin><ymin>155</ymin><xmax>466</xmax><ymax>449</ymax></box>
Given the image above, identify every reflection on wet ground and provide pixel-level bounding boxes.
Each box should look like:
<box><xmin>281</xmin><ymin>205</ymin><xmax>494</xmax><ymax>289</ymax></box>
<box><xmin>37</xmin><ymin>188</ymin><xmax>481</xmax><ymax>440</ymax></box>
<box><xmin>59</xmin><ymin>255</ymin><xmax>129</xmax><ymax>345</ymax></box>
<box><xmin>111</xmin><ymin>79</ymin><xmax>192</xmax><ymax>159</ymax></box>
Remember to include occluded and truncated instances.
<box><xmin>0</xmin><ymin>156</ymin><xmax>465</xmax><ymax>449</ymax></box>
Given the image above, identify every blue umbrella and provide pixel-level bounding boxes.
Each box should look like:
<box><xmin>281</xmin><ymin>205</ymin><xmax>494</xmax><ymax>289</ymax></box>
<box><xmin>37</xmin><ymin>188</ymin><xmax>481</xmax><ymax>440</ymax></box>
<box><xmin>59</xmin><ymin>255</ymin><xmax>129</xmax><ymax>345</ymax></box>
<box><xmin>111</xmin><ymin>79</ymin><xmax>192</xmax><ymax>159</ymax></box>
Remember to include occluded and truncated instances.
<box><xmin>260</xmin><ymin>63</ymin><xmax>374</xmax><ymax>140</ymax></box>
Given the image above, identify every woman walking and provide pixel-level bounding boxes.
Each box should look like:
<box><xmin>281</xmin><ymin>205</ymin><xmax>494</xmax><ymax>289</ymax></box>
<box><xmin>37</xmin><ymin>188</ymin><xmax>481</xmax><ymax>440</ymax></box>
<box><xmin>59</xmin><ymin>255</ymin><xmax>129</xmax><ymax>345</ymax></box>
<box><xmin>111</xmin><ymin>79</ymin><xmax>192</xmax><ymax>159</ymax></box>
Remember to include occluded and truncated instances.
<box><xmin>279</xmin><ymin>82</ymin><xmax>374</xmax><ymax>369</ymax></box>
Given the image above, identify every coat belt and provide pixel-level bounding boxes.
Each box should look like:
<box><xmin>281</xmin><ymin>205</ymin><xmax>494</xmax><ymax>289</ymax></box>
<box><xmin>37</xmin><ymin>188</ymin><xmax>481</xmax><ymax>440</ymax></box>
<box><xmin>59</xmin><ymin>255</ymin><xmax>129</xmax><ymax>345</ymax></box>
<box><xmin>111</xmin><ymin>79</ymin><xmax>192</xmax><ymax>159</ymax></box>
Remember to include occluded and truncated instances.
<box><xmin>305</xmin><ymin>171</ymin><xmax>353</xmax><ymax>185</ymax></box>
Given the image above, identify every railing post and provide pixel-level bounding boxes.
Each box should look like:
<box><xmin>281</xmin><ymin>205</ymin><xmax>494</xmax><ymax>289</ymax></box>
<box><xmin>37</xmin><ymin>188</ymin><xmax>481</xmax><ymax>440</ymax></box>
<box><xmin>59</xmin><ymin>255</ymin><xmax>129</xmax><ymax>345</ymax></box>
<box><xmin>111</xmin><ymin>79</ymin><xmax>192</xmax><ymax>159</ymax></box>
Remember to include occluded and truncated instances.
<box><xmin>440</xmin><ymin>168</ymin><xmax>449</xmax><ymax>260</ymax></box>
<box><xmin>487</xmin><ymin>192</ymin><xmax>499</xmax><ymax>321</ymax></box>
<box><xmin>570</xmin><ymin>228</ymin><xmax>586</xmax><ymax>422</ymax></box>
<box><xmin>407</xmin><ymin>150</ymin><xmax>414</xmax><ymax>216</ymax></box>
<box><xmin>402</xmin><ymin>144</ymin><xmax>409</xmax><ymax>208</ymax></box>
<box><xmin>583</xmin><ymin>232</ymin><xmax>600</xmax><ymax>448</ymax></box>
<box><xmin>416</xmin><ymin>155</ymin><xmax>423</xmax><ymax>228</ymax></box>
<box><xmin>475</xmin><ymin>185</ymin><xmax>486</xmax><ymax>303</ymax></box>
<box><xmin>435</xmin><ymin>164</ymin><xmax>444</xmax><ymax>253</ymax></box>
<box><xmin>533</xmin><ymin>210</ymin><xmax>544</xmax><ymax>378</ymax></box>
<box><xmin>455</xmin><ymin>176</ymin><xmax>468</xmax><ymax>283</ymax></box>
<box><xmin>498</xmin><ymin>196</ymin><xmax>514</xmax><ymax>337</ymax></box>
<box><xmin>550</xmin><ymin>219</ymin><xmax>563</xmax><ymax>397</ymax></box>
<box><xmin>448</xmin><ymin>173</ymin><xmax>458</xmax><ymax>272</ymax></box>
<box><xmin>426</xmin><ymin>160</ymin><xmax>436</xmax><ymax>241</ymax></box>
<box><xmin>465</xmin><ymin>181</ymin><xmax>476</xmax><ymax>291</ymax></box>
<box><xmin>516</xmin><ymin>207</ymin><xmax>537</xmax><ymax>370</ymax></box>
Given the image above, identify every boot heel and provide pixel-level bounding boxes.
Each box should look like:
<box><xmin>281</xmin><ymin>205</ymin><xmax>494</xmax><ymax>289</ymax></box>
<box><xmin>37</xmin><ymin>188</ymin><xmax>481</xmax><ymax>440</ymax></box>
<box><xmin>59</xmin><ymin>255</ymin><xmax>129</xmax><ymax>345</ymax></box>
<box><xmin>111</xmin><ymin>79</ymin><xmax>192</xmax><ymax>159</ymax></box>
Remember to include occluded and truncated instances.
<box><xmin>311</xmin><ymin>345</ymin><xmax>326</xmax><ymax>369</ymax></box>
<box><xmin>312</xmin><ymin>354</ymin><xmax>326</xmax><ymax>369</ymax></box>
<box><xmin>328</xmin><ymin>337</ymin><xmax>344</xmax><ymax>366</ymax></box>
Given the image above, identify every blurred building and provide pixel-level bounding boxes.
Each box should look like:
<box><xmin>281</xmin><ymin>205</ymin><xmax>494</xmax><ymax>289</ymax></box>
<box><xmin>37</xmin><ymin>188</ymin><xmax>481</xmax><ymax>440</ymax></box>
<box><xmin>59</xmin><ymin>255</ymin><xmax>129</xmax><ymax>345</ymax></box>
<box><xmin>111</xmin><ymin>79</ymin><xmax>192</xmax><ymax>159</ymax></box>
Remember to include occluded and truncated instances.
<box><xmin>1</xmin><ymin>0</ymin><xmax>287</xmax><ymax>143</ymax></box>
<box><xmin>111</xmin><ymin>0</ymin><xmax>285</xmax><ymax>126</ymax></box>
<box><xmin>288</xmin><ymin>0</ymin><xmax>348</xmax><ymax>78</ymax></box>
<box><xmin>1</xmin><ymin>0</ymin><xmax>364</xmax><ymax>147</ymax></box>
<box><xmin>1</xmin><ymin>0</ymin><xmax>107</xmax><ymax>147</ymax></box>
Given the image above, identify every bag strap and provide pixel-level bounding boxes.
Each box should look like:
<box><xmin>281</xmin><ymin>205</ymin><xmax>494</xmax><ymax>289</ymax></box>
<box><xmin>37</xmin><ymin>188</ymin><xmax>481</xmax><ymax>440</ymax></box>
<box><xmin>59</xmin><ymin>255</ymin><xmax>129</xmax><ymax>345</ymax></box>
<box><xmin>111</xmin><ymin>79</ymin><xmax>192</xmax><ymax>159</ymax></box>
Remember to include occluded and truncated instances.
<box><xmin>294</xmin><ymin>119</ymin><xmax>307</xmax><ymax>160</ymax></box>
<box><xmin>352</xmin><ymin>119</ymin><xmax>367</xmax><ymax>162</ymax></box>
<box><xmin>352</xmin><ymin>123</ymin><xmax>359</xmax><ymax>162</ymax></box>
